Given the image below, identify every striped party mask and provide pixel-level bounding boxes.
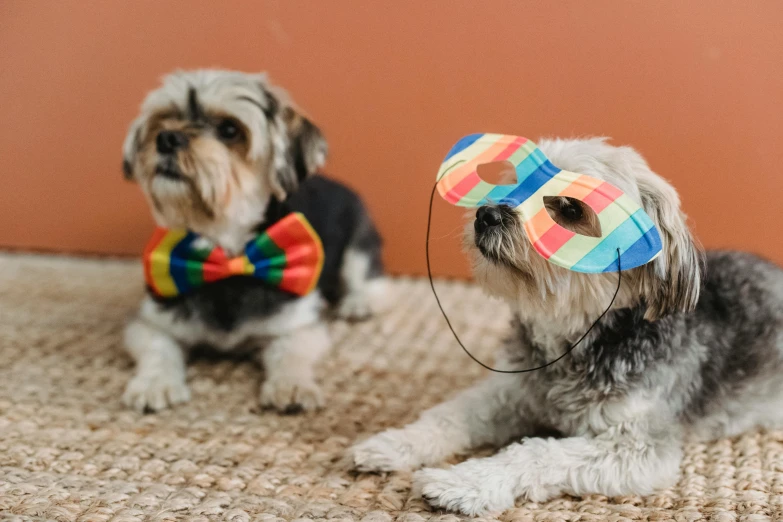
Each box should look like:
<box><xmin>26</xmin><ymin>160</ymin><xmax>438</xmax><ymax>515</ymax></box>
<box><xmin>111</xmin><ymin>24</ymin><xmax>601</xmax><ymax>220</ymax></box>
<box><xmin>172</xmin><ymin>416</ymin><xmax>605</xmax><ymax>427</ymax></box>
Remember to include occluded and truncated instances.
<box><xmin>143</xmin><ymin>212</ymin><xmax>324</xmax><ymax>298</ymax></box>
<box><xmin>436</xmin><ymin>134</ymin><xmax>662</xmax><ymax>273</ymax></box>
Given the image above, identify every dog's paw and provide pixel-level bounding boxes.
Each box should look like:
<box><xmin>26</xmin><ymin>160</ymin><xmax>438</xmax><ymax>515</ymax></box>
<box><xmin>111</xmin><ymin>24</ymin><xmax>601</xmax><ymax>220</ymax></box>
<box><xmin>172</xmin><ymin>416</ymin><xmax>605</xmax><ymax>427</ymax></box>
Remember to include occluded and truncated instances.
<box><xmin>337</xmin><ymin>278</ymin><xmax>389</xmax><ymax>321</ymax></box>
<box><xmin>413</xmin><ymin>464</ymin><xmax>516</xmax><ymax>516</ymax></box>
<box><xmin>349</xmin><ymin>429</ymin><xmax>427</xmax><ymax>472</ymax></box>
<box><xmin>336</xmin><ymin>291</ymin><xmax>374</xmax><ymax>321</ymax></box>
<box><xmin>260</xmin><ymin>376</ymin><xmax>324</xmax><ymax>413</ymax></box>
<box><xmin>122</xmin><ymin>371</ymin><xmax>190</xmax><ymax>412</ymax></box>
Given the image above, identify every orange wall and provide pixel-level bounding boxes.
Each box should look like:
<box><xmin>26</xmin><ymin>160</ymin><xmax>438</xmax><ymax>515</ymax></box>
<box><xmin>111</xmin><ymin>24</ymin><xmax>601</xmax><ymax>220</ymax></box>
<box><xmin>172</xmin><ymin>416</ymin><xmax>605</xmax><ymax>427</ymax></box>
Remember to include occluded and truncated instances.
<box><xmin>2</xmin><ymin>1</ymin><xmax>782</xmax><ymax>278</ymax></box>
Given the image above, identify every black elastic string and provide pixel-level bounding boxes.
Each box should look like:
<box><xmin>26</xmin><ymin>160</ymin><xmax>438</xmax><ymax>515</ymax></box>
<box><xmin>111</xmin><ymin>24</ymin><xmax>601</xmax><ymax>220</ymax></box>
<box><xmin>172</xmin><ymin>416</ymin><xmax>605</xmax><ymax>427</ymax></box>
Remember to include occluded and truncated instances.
<box><xmin>426</xmin><ymin>183</ymin><xmax>623</xmax><ymax>374</ymax></box>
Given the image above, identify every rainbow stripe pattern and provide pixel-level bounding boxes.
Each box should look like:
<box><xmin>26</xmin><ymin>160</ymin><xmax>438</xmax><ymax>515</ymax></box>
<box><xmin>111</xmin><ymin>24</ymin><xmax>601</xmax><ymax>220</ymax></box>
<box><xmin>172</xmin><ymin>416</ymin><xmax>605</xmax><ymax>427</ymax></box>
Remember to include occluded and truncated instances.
<box><xmin>436</xmin><ymin>134</ymin><xmax>662</xmax><ymax>273</ymax></box>
<box><xmin>143</xmin><ymin>212</ymin><xmax>324</xmax><ymax>298</ymax></box>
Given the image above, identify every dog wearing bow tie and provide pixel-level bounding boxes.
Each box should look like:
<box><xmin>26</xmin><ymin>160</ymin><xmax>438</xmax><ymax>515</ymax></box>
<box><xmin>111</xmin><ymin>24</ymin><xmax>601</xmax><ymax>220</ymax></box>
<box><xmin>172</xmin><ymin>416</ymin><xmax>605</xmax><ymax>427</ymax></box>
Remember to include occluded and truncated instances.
<box><xmin>121</xmin><ymin>69</ymin><xmax>386</xmax><ymax>413</ymax></box>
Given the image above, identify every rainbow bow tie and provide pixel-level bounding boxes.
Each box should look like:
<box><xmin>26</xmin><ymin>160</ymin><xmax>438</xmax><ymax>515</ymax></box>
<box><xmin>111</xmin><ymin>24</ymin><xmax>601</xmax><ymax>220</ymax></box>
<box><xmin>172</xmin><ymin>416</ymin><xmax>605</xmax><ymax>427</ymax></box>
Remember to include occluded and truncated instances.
<box><xmin>143</xmin><ymin>212</ymin><xmax>324</xmax><ymax>298</ymax></box>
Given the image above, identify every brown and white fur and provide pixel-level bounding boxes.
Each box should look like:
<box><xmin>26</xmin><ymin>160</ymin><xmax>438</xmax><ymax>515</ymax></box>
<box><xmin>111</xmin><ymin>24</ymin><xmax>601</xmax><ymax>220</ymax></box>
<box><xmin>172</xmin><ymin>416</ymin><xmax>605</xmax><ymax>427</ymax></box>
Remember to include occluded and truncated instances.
<box><xmin>349</xmin><ymin>137</ymin><xmax>783</xmax><ymax>515</ymax></box>
<box><xmin>121</xmin><ymin>69</ymin><xmax>387</xmax><ymax>413</ymax></box>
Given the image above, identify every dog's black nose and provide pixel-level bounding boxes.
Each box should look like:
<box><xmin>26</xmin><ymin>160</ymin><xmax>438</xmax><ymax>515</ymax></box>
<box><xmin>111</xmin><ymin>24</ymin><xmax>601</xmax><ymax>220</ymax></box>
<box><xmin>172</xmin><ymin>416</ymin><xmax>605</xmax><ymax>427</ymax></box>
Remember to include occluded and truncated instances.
<box><xmin>475</xmin><ymin>206</ymin><xmax>502</xmax><ymax>233</ymax></box>
<box><xmin>156</xmin><ymin>130</ymin><xmax>188</xmax><ymax>154</ymax></box>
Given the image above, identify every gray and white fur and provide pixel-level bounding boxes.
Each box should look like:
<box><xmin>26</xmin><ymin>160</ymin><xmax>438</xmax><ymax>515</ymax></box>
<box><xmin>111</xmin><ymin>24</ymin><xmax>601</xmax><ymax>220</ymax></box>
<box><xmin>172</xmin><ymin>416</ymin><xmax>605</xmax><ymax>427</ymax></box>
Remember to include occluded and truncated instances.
<box><xmin>122</xmin><ymin>70</ymin><xmax>387</xmax><ymax>413</ymax></box>
<box><xmin>350</xmin><ymin>137</ymin><xmax>783</xmax><ymax>515</ymax></box>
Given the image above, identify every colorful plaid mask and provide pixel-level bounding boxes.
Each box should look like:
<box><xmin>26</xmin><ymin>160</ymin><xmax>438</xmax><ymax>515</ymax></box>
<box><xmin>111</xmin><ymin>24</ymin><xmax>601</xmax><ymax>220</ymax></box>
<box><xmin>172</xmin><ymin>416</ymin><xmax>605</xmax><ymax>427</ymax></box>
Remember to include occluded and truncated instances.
<box><xmin>436</xmin><ymin>134</ymin><xmax>662</xmax><ymax>272</ymax></box>
<box><xmin>143</xmin><ymin>212</ymin><xmax>324</xmax><ymax>298</ymax></box>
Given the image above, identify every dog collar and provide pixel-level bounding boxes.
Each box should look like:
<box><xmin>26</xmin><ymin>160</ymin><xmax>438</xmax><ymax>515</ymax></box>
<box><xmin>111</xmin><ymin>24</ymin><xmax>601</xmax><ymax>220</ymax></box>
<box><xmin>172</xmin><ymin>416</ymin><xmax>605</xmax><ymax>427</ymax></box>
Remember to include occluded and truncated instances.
<box><xmin>143</xmin><ymin>212</ymin><xmax>324</xmax><ymax>298</ymax></box>
<box><xmin>436</xmin><ymin>134</ymin><xmax>662</xmax><ymax>272</ymax></box>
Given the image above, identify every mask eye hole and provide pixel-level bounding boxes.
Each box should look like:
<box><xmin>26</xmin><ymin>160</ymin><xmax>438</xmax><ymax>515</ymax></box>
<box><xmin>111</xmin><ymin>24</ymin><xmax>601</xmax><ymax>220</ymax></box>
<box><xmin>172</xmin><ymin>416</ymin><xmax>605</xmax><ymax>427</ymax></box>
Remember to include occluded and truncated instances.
<box><xmin>544</xmin><ymin>196</ymin><xmax>602</xmax><ymax>238</ymax></box>
<box><xmin>477</xmin><ymin>160</ymin><xmax>517</xmax><ymax>185</ymax></box>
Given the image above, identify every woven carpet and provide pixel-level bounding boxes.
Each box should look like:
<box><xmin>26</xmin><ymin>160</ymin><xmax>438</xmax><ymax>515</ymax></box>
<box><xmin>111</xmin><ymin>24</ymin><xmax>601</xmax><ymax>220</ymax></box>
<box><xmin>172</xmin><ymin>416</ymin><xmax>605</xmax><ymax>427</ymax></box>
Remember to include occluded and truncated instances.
<box><xmin>1</xmin><ymin>253</ymin><xmax>782</xmax><ymax>522</ymax></box>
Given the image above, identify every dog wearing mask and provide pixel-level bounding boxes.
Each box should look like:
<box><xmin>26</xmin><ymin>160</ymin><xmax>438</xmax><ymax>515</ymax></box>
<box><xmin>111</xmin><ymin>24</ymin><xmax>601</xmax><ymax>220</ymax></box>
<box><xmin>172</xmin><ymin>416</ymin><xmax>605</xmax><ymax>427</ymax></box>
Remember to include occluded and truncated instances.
<box><xmin>122</xmin><ymin>69</ymin><xmax>386</xmax><ymax>413</ymax></box>
<box><xmin>350</xmin><ymin>137</ymin><xmax>783</xmax><ymax>515</ymax></box>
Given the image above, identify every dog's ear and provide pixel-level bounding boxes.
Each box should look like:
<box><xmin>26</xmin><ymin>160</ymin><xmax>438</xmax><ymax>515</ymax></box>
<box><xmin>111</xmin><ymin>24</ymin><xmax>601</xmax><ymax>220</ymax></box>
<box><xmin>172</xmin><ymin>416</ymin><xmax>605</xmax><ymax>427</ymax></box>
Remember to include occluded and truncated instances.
<box><xmin>260</xmin><ymin>82</ymin><xmax>327</xmax><ymax>201</ymax></box>
<box><xmin>122</xmin><ymin>116</ymin><xmax>144</xmax><ymax>181</ymax></box>
<box><xmin>282</xmin><ymin>105</ymin><xmax>328</xmax><ymax>182</ymax></box>
<box><xmin>636</xmin><ymin>175</ymin><xmax>704</xmax><ymax>321</ymax></box>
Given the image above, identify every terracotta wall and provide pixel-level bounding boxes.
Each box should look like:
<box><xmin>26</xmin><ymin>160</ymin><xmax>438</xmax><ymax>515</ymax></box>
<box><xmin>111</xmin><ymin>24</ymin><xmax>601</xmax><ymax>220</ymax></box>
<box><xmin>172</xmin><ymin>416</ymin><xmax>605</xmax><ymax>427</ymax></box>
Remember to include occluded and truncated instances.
<box><xmin>2</xmin><ymin>1</ymin><xmax>782</xmax><ymax>278</ymax></box>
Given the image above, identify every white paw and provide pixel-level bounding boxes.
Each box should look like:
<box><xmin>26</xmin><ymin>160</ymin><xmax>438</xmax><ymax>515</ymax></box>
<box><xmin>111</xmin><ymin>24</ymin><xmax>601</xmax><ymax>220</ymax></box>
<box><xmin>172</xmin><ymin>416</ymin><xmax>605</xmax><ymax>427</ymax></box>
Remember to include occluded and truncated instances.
<box><xmin>349</xmin><ymin>429</ymin><xmax>427</xmax><ymax>472</ymax></box>
<box><xmin>261</xmin><ymin>376</ymin><xmax>324</xmax><ymax>413</ymax></box>
<box><xmin>336</xmin><ymin>291</ymin><xmax>374</xmax><ymax>321</ymax></box>
<box><xmin>122</xmin><ymin>371</ymin><xmax>190</xmax><ymax>412</ymax></box>
<box><xmin>414</xmin><ymin>463</ymin><xmax>516</xmax><ymax>516</ymax></box>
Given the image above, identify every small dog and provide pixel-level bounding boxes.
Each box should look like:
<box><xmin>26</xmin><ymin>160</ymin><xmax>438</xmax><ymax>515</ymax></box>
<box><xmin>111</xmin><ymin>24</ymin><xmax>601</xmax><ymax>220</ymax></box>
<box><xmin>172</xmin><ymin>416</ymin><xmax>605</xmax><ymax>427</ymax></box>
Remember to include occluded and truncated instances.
<box><xmin>350</xmin><ymin>137</ymin><xmax>783</xmax><ymax>515</ymax></box>
<box><xmin>121</xmin><ymin>69</ymin><xmax>386</xmax><ymax>413</ymax></box>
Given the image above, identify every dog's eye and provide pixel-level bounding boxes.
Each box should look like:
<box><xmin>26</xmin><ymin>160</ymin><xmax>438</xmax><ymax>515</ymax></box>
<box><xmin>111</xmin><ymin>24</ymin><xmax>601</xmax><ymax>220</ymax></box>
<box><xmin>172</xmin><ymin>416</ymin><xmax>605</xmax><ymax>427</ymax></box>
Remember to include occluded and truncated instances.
<box><xmin>216</xmin><ymin>120</ymin><xmax>242</xmax><ymax>142</ymax></box>
<box><xmin>560</xmin><ymin>200</ymin><xmax>583</xmax><ymax>221</ymax></box>
<box><xmin>544</xmin><ymin>196</ymin><xmax>602</xmax><ymax>238</ymax></box>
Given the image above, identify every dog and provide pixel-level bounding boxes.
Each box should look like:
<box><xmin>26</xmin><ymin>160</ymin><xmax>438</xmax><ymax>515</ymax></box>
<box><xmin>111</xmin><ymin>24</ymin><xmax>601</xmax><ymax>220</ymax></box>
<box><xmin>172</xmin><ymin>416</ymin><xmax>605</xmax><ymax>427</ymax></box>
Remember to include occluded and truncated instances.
<box><xmin>121</xmin><ymin>69</ymin><xmax>386</xmax><ymax>413</ymax></box>
<box><xmin>350</xmin><ymin>137</ymin><xmax>783</xmax><ymax>515</ymax></box>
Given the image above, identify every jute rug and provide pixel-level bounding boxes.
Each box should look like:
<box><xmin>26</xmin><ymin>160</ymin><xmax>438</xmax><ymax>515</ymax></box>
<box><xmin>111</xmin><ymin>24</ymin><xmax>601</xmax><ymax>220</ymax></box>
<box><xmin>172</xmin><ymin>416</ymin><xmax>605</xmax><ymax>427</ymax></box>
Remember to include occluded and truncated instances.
<box><xmin>1</xmin><ymin>253</ymin><xmax>781</xmax><ymax>521</ymax></box>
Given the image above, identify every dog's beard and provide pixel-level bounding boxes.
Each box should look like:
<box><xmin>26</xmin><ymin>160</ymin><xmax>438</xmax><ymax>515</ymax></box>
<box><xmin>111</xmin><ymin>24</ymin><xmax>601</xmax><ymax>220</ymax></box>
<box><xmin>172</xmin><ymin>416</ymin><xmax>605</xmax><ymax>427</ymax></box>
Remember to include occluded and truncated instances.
<box><xmin>465</xmin><ymin>220</ymin><xmax>536</xmax><ymax>302</ymax></box>
<box><xmin>466</xmin><ymin>214</ymin><xmax>533</xmax><ymax>280</ymax></box>
<box><xmin>139</xmin><ymin>137</ymin><xmax>266</xmax><ymax>234</ymax></box>
<box><xmin>474</xmin><ymin>226</ymin><xmax>518</xmax><ymax>267</ymax></box>
<box><xmin>466</xmin><ymin>220</ymin><xmax>627</xmax><ymax>332</ymax></box>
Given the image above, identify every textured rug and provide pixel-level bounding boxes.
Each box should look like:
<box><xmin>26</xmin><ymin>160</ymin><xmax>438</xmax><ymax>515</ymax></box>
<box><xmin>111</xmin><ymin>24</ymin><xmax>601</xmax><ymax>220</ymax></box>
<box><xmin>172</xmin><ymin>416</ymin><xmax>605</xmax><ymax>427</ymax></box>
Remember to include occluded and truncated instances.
<box><xmin>0</xmin><ymin>253</ymin><xmax>782</xmax><ymax>522</ymax></box>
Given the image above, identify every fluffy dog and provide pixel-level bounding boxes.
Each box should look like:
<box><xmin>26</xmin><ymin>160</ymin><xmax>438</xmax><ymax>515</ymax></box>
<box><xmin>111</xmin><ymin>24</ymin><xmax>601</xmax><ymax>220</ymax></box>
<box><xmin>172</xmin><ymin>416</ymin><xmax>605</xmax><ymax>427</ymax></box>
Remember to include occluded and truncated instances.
<box><xmin>350</xmin><ymin>137</ymin><xmax>783</xmax><ymax>515</ymax></box>
<box><xmin>121</xmin><ymin>69</ymin><xmax>386</xmax><ymax>413</ymax></box>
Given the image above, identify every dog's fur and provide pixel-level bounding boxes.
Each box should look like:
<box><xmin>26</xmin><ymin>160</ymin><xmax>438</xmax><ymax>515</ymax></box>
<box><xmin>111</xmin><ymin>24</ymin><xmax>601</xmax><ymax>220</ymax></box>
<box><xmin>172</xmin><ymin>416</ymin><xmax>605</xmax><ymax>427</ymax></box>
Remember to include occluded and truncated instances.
<box><xmin>350</xmin><ymin>137</ymin><xmax>783</xmax><ymax>515</ymax></box>
<box><xmin>122</xmin><ymin>70</ymin><xmax>386</xmax><ymax>413</ymax></box>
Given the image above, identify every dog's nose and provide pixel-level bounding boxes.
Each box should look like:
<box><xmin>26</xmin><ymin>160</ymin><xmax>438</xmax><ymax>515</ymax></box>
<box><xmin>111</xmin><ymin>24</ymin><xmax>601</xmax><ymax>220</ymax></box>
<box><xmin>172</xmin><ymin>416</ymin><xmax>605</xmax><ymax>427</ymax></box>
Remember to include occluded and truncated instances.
<box><xmin>156</xmin><ymin>130</ymin><xmax>188</xmax><ymax>155</ymax></box>
<box><xmin>475</xmin><ymin>206</ymin><xmax>502</xmax><ymax>233</ymax></box>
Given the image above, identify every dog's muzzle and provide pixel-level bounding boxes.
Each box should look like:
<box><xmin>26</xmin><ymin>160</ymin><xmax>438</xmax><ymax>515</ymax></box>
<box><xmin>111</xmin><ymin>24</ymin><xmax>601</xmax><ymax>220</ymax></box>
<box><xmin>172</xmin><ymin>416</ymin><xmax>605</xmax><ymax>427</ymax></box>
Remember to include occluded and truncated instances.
<box><xmin>157</xmin><ymin>130</ymin><xmax>188</xmax><ymax>155</ymax></box>
<box><xmin>473</xmin><ymin>204</ymin><xmax>517</xmax><ymax>262</ymax></box>
<box><xmin>155</xmin><ymin>162</ymin><xmax>185</xmax><ymax>181</ymax></box>
<box><xmin>474</xmin><ymin>206</ymin><xmax>503</xmax><ymax>235</ymax></box>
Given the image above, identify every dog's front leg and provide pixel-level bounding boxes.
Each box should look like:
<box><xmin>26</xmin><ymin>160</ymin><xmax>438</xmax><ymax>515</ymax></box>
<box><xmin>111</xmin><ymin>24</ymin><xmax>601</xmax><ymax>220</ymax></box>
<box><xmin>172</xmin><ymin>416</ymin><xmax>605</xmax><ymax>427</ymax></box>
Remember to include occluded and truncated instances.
<box><xmin>122</xmin><ymin>318</ymin><xmax>190</xmax><ymax>412</ymax></box>
<box><xmin>414</xmin><ymin>423</ymin><xmax>683</xmax><ymax>516</ymax></box>
<box><xmin>350</xmin><ymin>374</ymin><xmax>534</xmax><ymax>472</ymax></box>
<box><xmin>259</xmin><ymin>322</ymin><xmax>330</xmax><ymax>413</ymax></box>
